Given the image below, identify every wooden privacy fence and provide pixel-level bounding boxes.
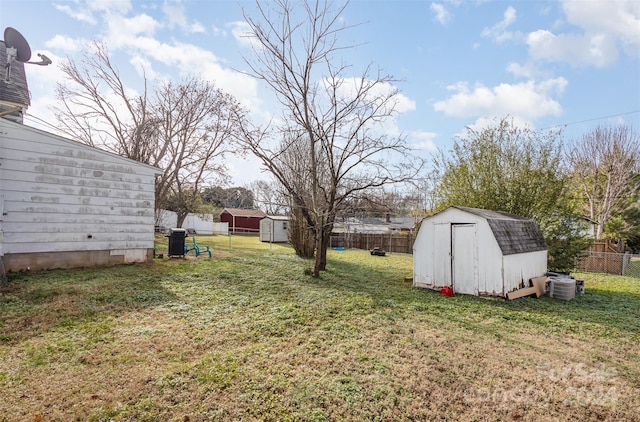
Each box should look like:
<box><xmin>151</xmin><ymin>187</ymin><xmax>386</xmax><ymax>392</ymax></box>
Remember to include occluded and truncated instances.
<box><xmin>329</xmin><ymin>232</ymin><xmax>415</xmax><ymax>254</ymax></box>
<box><xmin>576</xmin><ymin>251</ymin><xmax>640</xmax><ymax>278</ymax></box>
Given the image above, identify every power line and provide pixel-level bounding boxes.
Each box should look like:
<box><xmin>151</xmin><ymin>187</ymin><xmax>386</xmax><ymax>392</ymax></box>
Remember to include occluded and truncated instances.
<box><xmin>540</xmin><ymin>110</ymin><xmax>640</xmax><ymax>131</ymax></box>
<box><xmin>22</xmin><ymin>113</ymin><xmax>61</xmax><ymax>133</ymax></box>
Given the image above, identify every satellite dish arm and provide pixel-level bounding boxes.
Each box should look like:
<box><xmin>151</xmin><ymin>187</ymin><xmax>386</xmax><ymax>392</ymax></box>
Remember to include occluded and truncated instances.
<box><xmin>27</xmin><ymin>53</ymin><xmax>52</xmax><ymax>66</ymax></box>
<box><xmin>5</xmin><ymin>47</ymin><xmax>16</xmax><ymax>82</ymax></box>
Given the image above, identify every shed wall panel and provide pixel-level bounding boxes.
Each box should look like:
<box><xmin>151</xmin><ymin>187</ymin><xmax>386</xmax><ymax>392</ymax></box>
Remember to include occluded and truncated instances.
<box><xmin>474</xmin><ymin>219</ymin><xmax>504</xmax><ymax>295</ymax></box>
<box><xmin>260</xmin><ymin>218</ymin><xmax>289</xmax><ymax>242</ymax></box>
<box><xmin>412</xmin><ymin>221</ymin><xmax>430</xmax><ymax>286</ymax></box>
<box><xmin>432</xmin><ymin>223</ymin><xmax>451</xmax><ymax>286</ymax></box>
<box><xmin>503</xmin><ymin>251</ymin><xmax>548</xmax><ymax>292</ymax></box>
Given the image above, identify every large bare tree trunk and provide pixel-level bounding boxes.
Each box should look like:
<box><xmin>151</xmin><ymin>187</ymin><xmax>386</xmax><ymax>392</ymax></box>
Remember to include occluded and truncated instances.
<box><xmin>289</xmin><ymin>207</ymin><xmax>315</xmax><ymax>258</ymax></box>
<box><xmin>238</xmin><ymin>1</ymin><xmax>423</xmax><ymax>278</ymax></box>
<box><xmin>318</xmin><ymin>225</ymin><xmax>333</xmax><ymax>273</ymax></box>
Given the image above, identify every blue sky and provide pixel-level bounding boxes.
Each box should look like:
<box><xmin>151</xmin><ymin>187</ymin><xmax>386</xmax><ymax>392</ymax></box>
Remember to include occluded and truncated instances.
<box><xmin>2</xmin><ymin>0</ymin><xmax>639</xmax><ymax>186</ymax></box>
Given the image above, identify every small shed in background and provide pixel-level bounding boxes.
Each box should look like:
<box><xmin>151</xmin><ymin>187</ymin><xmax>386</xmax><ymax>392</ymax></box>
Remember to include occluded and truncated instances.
<box><xmin>219</xmin><ymin>208</ymin><xmax>267</xmax><ymax>234</ymax></box>
<box><xmin>260</xmin><ymin>215</ymin><xmax>289</xmax><ymax>243</ymax></box>
<box><xmin>413</xmin><ymin>206</ymin><xmax>547</xmax><ymax>297</ymax></box>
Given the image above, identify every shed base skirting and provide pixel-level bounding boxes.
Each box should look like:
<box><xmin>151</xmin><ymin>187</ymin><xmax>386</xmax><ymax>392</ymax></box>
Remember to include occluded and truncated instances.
<box><xmin>2</xmin><ymin>249</ymin><xmax>154</xmax><ymax>272</ymax></box>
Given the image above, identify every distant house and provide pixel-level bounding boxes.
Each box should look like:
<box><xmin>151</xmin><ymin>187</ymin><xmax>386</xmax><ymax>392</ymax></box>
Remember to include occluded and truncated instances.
<box><xmin>332</xmin><ymin>216</ymin><xmax>417</xmax><ymax>234</ymax></box>
<box><xmin>219</xmin><ymin>208</ymin><xmax>267</xmax><ymax>234</ymax></box>
<box><xmin>413</xmin><ymin>206</ymin><xmax>547</xmax><ymax>297</ymax></box>
<box><xmin>260</xmin><ymin>215</ymin><xmax>289</xmax><ymax>243</ymax></box>
<box><xmin>0</xmin><ymin>118</ymin><xmax>161</xmax><ymax>272</ymax></box>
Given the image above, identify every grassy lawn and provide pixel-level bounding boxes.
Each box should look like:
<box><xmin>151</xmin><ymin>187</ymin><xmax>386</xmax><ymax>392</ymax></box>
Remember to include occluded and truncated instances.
<box><xmin>1</xmin><ymin>235</ymin><xmax>639</xmax><ymax>421</ymax></box>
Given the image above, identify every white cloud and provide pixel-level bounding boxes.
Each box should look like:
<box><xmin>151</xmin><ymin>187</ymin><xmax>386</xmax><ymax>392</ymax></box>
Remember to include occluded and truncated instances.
<box><xmin>53</xmin><ymin>0</ymin><xmax>132</xmax><ymax>24</ymax></box>
<box><xmin>562</xmin><ymin>0</ymin><xmax>640</xmax><ymax>57</ymax></box>
<box><xmin>411</xmin><ymin>131</ymin><xmax>438</xmax><ymax>151</ymax></box>
<box><xmin>162</xmin><ymin>1</ymin><xmax>205</xmax><ymax>33</ymax></box>
<box><xmin>105</xmin><ymin>13</ymin><xmax>161</xmax><ymax>41</ymax></box>
<box><xmin>88</xmin><ymin>0</ymin><xmax>132</xmax><ymax>15</ymax></box>
<box><xmin>53</xmin><ymin>3</ymin><xmax>97</xmax><ymax>24</ymax></box>
<box><xmin>189</xmin><ymin>22</ymin><xmax>206</xmax><ymax>34</ymax></box>
<box><xmin>211</xmin><ymin>26</ymin><xmax>227</xmax><ymax>37</ymax></box>
<box><xmin>430</xmin><ymin>3</ymin><xmax>451</xmax><ymax>25</ymax></box>
<box><xmin>229</xmin><ymin>21</ymin><xmax>258</xmax><ymax>48</ymax></box>
<box><xmin>105</xmin><ymin>34</ymin><xmax>261</xmax><ymax>109</ymax></box>
<box><xmin>322</xmin><ymin>78</ymin><xmax>417</xmax><ymax>139</ymax></box>
<box><xmin>163</xmin><ymin>1</ymin><xmax>187</xmax><ymax>29</ymax></box>
<box><xmin>524</xmin><ymin>1</ymin><xmax>639</xmax><ymax>68</ymax></box>
<box><xmin>45</xmin><ymin>35</ymin><xmax>84</xmax><ymax>53</ymax></box>
<box><xmin>226</xmin><ymin>154</ymin><xmax>269</xmax><ymax>186</ymax></box>
<box><xmin>433</xmin><ymin>78</ymin><xmax>567</xmax><ymax>121</ymax></box>
<box><xmin>506</xmin><ymin>61</ymin><xmax>534</xmax><ymax>79</ymax></box>
<box><xmin>129</xmin><ymin>55</ymin><xmax>161</xmax><ymax>81</ymax></box>
<box><xmin>481</xmin><ymin>6</ymin><xmax>520</xmax><ymax>43</ymax></box>
<box><xmin>332</xmin><ymin>79</ymin><xmax>416</xmax><ymax>115</ymax></box>
<box><xmin>527</xmin><ymin>29</ymin><xmax>618</xmax><ymax>67</ymax></box>
<box><xmin>44</xmin><ymin>3</ymin><xmax>262</xmax><ymax>114</ymax></box>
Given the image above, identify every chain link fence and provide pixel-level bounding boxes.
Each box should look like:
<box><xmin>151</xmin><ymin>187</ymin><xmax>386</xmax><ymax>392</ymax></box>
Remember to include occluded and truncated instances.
<box><xmin>329</xmin><ymin>232</ymin><xmax>415</xmax><ymax>254</ymax></box>
<box><xmin>576</xmin><ymin>251</ymin><xmax>640</xmax><ymax>278</ymax></box>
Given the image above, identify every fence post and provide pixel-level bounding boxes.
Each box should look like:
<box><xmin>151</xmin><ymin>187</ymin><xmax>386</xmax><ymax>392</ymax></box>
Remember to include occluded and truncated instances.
<box><xmin>622</xmin><ymin>253</ymin><xmax>629</xmax><ymax>276</ymax></box>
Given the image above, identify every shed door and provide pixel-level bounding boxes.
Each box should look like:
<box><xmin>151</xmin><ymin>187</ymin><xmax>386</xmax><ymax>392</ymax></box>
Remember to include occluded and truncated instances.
<box><xmin>452</xmin><ymin>223</ymin><xmax>477</xmax><ymax>295</ymax></box>
<box><xmin>433</xmin><ymin>223</ymin><xmax>451</xmax><ymax>286</ymax></box>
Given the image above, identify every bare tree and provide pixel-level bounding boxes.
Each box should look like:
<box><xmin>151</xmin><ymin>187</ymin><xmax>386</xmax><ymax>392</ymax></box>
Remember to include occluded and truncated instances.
<box><xmin>249</xmin><ymin>180</ymin><xmax>288</xmax><ymax>215</ymax></box>
<box><xmin>238</xmin><ymin>1</ymin><xmax>422</xmax><ymax>276</ymax></box>
<box><xmin>568</xmin><ymin>124</ymin><xmax>640</xmax><ymax>239</ymax></box>
<box><xmin>54</xmin><ymin>43</ymin><xmax>245</xmax><ymax>226</ymax></box>
<box><xmin>152</xmin><ymin>78</ymin><xmax>244</xmax><ymax>226</ymax></box>
<box><xmin>54</xmin><ymin>41</ymin><xmax>157</xmax><ymax>163</ymax></box>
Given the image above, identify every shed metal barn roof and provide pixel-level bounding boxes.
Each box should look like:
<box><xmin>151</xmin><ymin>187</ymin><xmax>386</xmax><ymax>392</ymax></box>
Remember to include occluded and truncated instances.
<box><xmin>262</xmin><ymin>215</ymin><xmax>289</xmax><ymax>221</ymax></box>
<box><xmin>453</xmin><ymin>206</ymin><xmax>547</xmax><ymax>255</ymax></box>
<box><xmin>221</xmin><ymin>208</ymin><xmax>267</xmax><ymax>218</ymax></box>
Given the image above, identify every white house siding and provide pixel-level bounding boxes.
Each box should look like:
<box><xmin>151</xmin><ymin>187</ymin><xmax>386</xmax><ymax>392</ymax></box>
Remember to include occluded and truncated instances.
<box><xmin>0</xmin><ymin>119</ymin><xmax>160</xmax><ymax>271</ymax></box>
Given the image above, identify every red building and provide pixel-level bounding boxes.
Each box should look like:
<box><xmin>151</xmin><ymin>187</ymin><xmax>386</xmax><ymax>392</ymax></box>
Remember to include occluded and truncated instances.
<box><xmin>219</xmin><ymin>208</ymin><xmax>267</xmax><ymax>234</ymax></box>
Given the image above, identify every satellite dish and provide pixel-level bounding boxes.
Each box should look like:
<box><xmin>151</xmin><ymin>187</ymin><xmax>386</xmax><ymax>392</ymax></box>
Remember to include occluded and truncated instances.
<box><xmin>4</xmin><ymin>27</ymin><xmax>32</xmax><ymax>62</ymax></box>
<box><xmin>4</xmin><ymin>27</ymin><xmax>51</xmax><ymax>83</ymax></box>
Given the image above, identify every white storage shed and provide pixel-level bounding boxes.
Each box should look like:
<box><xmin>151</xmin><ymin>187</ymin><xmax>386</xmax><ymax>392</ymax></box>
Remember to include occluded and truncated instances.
<box><xmin>259</xmin><ymin>216</ymin><xmax>289</xmax><ymax>243</ymax></box>
<box><xmin>413</xmin><ymin>206</ymin><xmax>547</xmax><ymax>297</ymax></box>
<box><xmin>0</xmin><ymin>118</ymin><xmax>160</xmax><ymax>272</ymax></box>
